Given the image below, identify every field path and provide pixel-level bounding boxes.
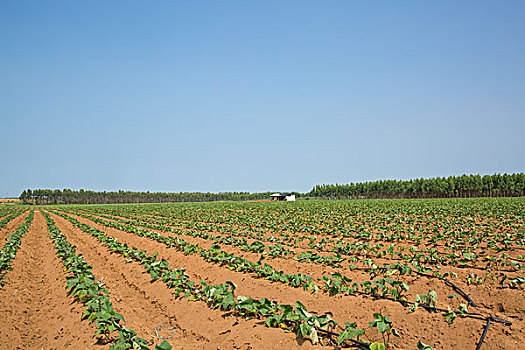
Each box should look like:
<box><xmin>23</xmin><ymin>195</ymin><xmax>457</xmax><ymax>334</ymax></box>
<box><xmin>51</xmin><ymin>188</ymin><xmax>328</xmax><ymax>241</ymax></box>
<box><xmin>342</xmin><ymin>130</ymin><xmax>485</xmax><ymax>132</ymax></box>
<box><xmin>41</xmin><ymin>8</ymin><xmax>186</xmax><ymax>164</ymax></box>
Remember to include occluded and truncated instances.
<box><xmin>0</xmin><ymin>211</ymin><xmax>98</xmax><ymax>349</ymax></box>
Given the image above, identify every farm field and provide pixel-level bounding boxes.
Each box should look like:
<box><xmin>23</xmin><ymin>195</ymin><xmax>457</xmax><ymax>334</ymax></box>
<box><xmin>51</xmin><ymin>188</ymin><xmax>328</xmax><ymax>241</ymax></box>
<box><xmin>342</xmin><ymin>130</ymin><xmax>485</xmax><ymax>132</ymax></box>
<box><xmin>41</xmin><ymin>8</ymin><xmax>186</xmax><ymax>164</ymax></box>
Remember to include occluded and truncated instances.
<box><xmin>0</xmin><ymin>198</ymin><xmax>524</xmax><ymax>349</ymax></box>
<box><xmin>0</xmin><ymin>198</ymin><xmax>21</xmax><ymax>203</ymax></box>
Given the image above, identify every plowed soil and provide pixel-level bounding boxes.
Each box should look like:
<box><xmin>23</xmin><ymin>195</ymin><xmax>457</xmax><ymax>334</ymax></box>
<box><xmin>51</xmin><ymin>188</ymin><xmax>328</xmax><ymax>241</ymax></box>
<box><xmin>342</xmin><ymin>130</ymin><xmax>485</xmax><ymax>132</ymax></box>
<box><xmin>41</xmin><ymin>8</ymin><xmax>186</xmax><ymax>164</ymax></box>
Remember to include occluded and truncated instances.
<box><xmin>0</xmin><ymin>212</ymin><xmax>98</xmax><ymax>349</ymax></box>
<box><xmin>47</xmin><ymin>211</ymin><xmax>326</xmax><ymax>350</ymax></box>
<box><xmin>0</xmin><ymin>211</ymin><xmax>29</xmax><ymax>241</ymax></box>
<box><xmin>0</xmin><ymin>201</ymin><xmax>523</xmax><ymax>350</ymax></box>
<box><xmin>81</xmin><ymin>211</ymin><xmax>525</xmax><ymax>318</ymax></box>
<box><xmin>60</xmin><ymin>211</ymin><xmax>524</xmax><ymax>349</ymax></box>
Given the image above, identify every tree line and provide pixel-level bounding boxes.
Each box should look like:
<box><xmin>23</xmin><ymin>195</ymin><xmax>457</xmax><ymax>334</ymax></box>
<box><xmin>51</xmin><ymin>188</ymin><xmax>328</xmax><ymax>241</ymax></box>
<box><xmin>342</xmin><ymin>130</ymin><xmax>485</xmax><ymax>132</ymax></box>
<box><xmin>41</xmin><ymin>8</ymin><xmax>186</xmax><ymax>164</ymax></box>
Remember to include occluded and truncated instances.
<box><xmin>19</xmin><ymin>189</ymin><xmax>279</xmax><ymax>205</ymax></box>
<box><xmin>309</xmin><ymin>173</ymin><xmax>525</xmax><ymax>199</ymax></box>
<box><xmin>19</xmin><ymin>173</ymin><xmax>524</xmax><ymax>204</ymax></box>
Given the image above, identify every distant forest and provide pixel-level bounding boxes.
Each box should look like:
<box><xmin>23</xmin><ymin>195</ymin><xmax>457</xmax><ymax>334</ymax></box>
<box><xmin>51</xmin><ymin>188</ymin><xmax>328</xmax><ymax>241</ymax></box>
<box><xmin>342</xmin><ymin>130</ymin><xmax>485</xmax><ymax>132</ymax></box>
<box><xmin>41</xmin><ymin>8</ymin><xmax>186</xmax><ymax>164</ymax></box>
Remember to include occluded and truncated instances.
<box><xmin>309</xmin><ymin>173</ymin><xmax>525</xmax><ymax>199</ymax></box>
<box><xmin>20</xmin><ymin>173</ymin><xmax>524</xmax><ymax>204</ymax></box>
<box><xmin>19</xmin><ymin>190</ymin><xmax>277</xmax><ymax>205</ymax></box>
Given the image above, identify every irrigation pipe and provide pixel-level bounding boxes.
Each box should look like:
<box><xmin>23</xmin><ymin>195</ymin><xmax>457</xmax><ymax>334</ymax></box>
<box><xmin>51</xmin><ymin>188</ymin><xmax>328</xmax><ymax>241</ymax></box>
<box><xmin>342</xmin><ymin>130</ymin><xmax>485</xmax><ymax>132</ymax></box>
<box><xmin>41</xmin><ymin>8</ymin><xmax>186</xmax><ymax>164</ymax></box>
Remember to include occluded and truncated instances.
<box><xmin>352</xmin><ymin>290</ymin><xmax>513</xmax><ymax>326</ymax></box>
<box><xmin>475</xmin><ymin>317</ymin><xmax>492</xmax><ymax>350</ymax></box>
<box><xmin>281</xmin><ymin>318</ymin><xmax>371</xmax><ymax>348</ymax></box>
<box><xmin>415</xmin><ymin>271</ymin><xmax>479</xmax><ymax>307</ymax></box>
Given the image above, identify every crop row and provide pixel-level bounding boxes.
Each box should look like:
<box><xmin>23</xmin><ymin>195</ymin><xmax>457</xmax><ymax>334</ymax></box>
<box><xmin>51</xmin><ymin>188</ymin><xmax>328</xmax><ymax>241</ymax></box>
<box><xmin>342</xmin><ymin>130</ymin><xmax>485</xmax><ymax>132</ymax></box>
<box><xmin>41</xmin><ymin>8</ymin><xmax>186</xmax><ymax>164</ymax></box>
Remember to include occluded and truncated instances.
<box><xmin>75</xmin><ymin>207</ymin><xmax>525</xmax><ymax>276</ymax></box>
<box><xmin>42</xmin><ymin>211</ymin><xmax>172</xmax><ymax>350</ymax></box>
<box><xmin>0</xmin><ymin>211</ymin><xmax>34</xmax><ymax>286</ymax></box>
<box><xmin>66</xmin><ymin>209</ymin><xmax>511</xmax><ymax>298</ymax></box>
<box><xmin>58</xmin><ymin>212</ymin><xmax>415</xmax><ymax>303</ymax></box>
<box><xmin>132</xmin><ymin>210</ymin><xmax>523</xmax><ymax>277</ymax></box>
<box><xmin>136</xmin><ymin>210</ymin><xmax>522</xmax><ymax>256</ymax></box>
<box><xmin>57</xmin><ymin>210</ymin><xmax>510</xmax><ymax>326</ymax></box>
<box><xmin>97</xmin><ymin>199</ymin><xmax>523</xmax><ymax>253</ymax></box>
<box><xmin>51</xmin><ymin>211</ymin><xmax>435</xmax><ymax>349</ymax></box>
<box><xmin>0</xmin><ymin>210</ymin><xmax>25</xmax><ymax>232</ymax></box>
<box><xmin>68</xmin><ymin>210</ymin><xmax>456</xmax><ymax>279</ymax></box>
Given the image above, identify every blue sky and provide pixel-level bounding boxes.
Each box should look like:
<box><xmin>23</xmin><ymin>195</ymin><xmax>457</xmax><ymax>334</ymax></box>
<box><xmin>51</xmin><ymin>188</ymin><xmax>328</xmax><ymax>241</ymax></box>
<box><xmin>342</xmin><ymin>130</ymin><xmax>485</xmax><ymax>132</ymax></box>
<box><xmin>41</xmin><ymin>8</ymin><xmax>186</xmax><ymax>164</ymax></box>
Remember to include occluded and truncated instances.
<box><xmin>2</xmin><ymin>1</ymin><xmax>524</xmax><ymax>196</ymax></box>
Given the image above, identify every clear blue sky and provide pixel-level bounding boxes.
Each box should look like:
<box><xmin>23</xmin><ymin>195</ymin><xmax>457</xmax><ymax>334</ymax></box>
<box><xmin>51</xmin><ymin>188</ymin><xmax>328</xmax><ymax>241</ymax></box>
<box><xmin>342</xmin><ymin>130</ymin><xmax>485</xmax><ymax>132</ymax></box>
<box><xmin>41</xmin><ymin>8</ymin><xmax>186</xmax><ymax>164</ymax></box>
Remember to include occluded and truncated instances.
<box><xmin>2</xmin><ymin>1</ymin><xmax>524</xmax><ymax>197</ymax></box>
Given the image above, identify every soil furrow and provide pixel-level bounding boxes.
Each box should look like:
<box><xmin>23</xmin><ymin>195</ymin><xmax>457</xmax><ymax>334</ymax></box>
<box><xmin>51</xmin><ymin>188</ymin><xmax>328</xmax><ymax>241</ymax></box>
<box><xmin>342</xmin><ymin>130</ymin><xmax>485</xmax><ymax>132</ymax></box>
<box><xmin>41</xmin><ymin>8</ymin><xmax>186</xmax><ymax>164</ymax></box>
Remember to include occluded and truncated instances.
<box><xmin>48</xmin><ymin>211</ymin><xmax>323</xmax><ymax>350</ymax></box>
<box><xmin>79</xmin><ymin>211</ymin><xmax>525</xmax><ymax>317</ymax></box>
<box><xmin>0</xmin><ymin>211</ymin><xmax>29</xmax><ymax>242</ymax></box>
<box><xmin>0</xmin><ymin>212</ymin><xmax>98</xmax><ymax>349</ymax></box>
<box><xmin>124</xmin><ymin>212</ymin><xmax>525</xmax><ymax>267</ymax></box>
<box><xmin>60</xmin><ymin>212</ymin><xmax>525</xmax><ymax>349</ymax></box>
<box><xmin>48</xmin><ymin>211</ymin><xmax>208</xmax><ymax>349</ymax></box>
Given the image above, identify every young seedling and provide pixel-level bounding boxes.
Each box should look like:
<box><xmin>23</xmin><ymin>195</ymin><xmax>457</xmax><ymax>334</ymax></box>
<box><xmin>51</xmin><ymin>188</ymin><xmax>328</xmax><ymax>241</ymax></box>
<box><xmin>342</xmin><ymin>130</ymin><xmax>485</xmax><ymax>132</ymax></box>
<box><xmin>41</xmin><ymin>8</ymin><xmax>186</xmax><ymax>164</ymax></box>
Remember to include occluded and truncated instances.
<box><xmin>367</xmin><ymin>313</ymin><xmax>400</xmax><ymax>349</ymax></box>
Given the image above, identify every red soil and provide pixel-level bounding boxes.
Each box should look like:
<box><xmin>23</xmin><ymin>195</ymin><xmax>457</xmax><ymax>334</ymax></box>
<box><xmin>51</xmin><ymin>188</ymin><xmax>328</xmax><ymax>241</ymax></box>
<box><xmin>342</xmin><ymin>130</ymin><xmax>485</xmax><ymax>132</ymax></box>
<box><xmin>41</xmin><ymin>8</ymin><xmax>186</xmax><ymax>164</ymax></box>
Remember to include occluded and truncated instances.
<box><xmin>0</xmin><ymin>209</ymin><xmax>523</xmax><ymax>349</ymax></box>
<box><xmin>60</xmin><ymin>212</ymin><xmax>525</xmax><ymax>349</ymax></box>
<box><xmin>47</xmin><ymin>211</ymin><xmax>328</xmax><ymax>350</ymax></box>
<box><xmin>0</xmin><ymin>212</ymin><xmax>98</xmax><ymax>349</ymax></box>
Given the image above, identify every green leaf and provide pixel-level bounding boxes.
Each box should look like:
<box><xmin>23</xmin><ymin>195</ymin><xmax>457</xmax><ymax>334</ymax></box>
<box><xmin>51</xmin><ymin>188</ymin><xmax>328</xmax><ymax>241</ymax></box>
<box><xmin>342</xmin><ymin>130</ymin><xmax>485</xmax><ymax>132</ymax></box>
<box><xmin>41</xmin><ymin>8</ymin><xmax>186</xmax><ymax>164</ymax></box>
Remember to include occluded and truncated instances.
<box><xmin>155</xmin><ymin>340</ymin><xmax>173</xmax><ymax>350</ymax></box>
<box><xmin>294</xmin><ymin>301</ymin><xmax>313</xmax><ymax>319</ymax></box>
<box><xmin>299</xmin><ymin>323</ymin><xmax>312</xmax><ymax>337</ymax></box>
<box><xmin>428</xmin><ymin>290</ymin><xmax>437</xmax><ymax>304</ymax></box>
<box><xmin>370</xmin><ymin>343</ymin><xmax>386</xmax><ymax>350</ymax></box>
<box><xmin>337</xmin><ymin>332</ymin><xmax>347</xmax><ymax>345</ymax></box>
<box><xmin>417</xmin><ymin>341</ymin><xmax>434</xmax><ymax>350</ymax></box>
<box><xmin>377</xmin><ymin>321</ymin><xmax>389</xmax><ymax>333</ymax></box>
<box><xmin>445</xmin><ymin>311</ymin><xmax>456</xmax><ymax>324</ymax></box>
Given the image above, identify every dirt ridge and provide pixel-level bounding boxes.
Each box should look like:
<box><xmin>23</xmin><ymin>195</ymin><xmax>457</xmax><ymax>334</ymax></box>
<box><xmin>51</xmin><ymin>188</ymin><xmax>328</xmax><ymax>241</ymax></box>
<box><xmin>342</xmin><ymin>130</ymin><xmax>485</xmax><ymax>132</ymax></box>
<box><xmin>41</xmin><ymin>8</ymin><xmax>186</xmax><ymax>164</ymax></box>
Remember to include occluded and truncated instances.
<box><xmin>0</xmin><ymin>212</ymin><xmax>98</xmax><ymax>349</ymax></box>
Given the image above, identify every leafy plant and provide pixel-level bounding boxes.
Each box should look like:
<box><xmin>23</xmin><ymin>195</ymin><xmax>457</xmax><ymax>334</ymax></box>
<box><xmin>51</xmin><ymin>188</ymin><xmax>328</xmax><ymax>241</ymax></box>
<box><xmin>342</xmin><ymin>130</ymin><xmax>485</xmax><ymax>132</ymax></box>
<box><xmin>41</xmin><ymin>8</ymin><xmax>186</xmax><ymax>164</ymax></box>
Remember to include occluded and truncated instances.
<box><xmin>367</xmin><ymin>313</ymin><xmax>399</xmax><ymax>349</ymax></box>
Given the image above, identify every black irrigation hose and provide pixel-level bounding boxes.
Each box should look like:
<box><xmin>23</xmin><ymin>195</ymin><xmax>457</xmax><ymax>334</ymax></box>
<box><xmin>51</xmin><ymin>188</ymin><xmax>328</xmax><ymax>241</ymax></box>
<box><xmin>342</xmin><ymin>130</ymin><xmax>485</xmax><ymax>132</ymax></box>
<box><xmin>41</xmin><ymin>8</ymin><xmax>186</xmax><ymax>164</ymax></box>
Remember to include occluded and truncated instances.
<box><xmin>416</xmin><ymin>271</ymin><xmax>479</xmax><ymax>307</ymax></box>
<box><xmin>362</xmin><ymin>264</ymin><xmax>516</xmax><ymax>316</ymax></box>
<box><xmin>475</xmin><ymin>317</ymin><xmax>491</xmax><ymax>350</ymax></box>
<box><xmin>355</xmin><ymin>266</ymin><xmax>480</xmax><ymax>307</ymax></box>
<box><xmin>282</xmin><ymin>318</ymin><xmax>370</xmax><ymax>348</ymax></box>
<box><xmin>489</xmin><ymin>316</ymin><xmax>512</xmax><ymax>326</ymax></box>
<box><xmin>411</xmin><ymin>273</ymin><xmax>514</xmax><ymax>326</ymax></box>
<box><xmin>350</xmin><ymin>287</ymin><xmax>514</xmax><ymax>327</ymax></box>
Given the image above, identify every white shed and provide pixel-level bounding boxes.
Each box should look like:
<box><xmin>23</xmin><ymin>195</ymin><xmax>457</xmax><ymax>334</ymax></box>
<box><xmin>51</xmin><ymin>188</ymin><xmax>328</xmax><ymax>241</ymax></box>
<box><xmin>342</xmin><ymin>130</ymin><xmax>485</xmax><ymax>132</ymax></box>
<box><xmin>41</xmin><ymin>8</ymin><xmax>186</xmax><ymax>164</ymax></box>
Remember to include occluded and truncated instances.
<box><xmin>270</xmin><ymin>193</ymin><xmax>296</xmax><ymax>201</ymax></box>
